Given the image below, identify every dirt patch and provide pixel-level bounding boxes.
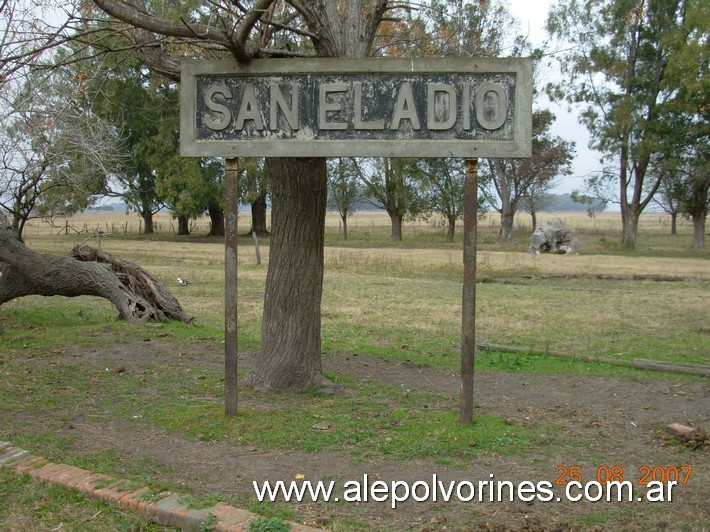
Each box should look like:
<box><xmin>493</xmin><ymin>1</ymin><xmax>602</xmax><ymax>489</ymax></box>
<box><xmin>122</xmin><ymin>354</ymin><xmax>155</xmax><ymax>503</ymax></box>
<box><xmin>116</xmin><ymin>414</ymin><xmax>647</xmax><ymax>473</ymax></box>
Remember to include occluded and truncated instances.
<box><xmin>7</xmin><ymin>338</ymin><xmax>710</xmax><ymax>530</ymax></box>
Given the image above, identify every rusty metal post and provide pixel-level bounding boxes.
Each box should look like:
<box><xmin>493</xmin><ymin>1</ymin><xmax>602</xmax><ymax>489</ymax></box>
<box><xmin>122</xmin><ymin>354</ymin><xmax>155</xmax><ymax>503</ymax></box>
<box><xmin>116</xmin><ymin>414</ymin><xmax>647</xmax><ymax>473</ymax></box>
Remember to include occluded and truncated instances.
<box><xmin>460</xmin><ymin>157</ymin><xmax>478</xmax><ymax>424</ymax></box>
<box><xmin>224</xmin><ymin>158</ymin><xmax>239</xmax><ymax>417</ymax></box>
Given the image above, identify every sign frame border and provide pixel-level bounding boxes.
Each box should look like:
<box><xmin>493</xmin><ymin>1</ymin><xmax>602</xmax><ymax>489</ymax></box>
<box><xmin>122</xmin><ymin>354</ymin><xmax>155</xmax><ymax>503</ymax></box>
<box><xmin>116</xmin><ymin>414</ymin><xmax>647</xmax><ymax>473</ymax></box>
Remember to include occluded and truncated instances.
<box><xmin>180</xmin><ymin>57</ymin><xmax>532</xmax><ymax>158</ymax></box>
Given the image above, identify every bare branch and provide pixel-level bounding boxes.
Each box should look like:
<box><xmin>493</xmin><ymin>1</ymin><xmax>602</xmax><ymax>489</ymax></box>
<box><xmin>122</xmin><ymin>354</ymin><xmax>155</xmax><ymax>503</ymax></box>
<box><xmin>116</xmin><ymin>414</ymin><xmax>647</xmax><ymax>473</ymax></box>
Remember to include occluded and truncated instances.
<box><xmin>91</xmin><ymin>0</ymin><xmax>260</xmax><ymax>60</ymax></box>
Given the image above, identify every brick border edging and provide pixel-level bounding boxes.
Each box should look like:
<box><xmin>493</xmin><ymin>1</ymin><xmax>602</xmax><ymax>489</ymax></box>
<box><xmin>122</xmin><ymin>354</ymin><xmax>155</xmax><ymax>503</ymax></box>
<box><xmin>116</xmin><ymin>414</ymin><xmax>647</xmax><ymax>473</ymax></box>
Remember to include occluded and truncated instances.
<box><xmin>0</xmin><ymin>442</ymin><xmax>319</xmax><ymax>532</ymax></box>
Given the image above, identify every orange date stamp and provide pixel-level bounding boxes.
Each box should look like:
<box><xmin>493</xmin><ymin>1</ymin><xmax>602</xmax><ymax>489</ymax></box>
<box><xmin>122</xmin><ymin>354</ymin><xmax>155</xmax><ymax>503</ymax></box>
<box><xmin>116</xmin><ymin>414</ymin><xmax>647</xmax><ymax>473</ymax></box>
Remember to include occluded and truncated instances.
<box><xmin>555</xmin><ymin>465</ymin><xmax>693</xmax><ymax>486</ymax></box>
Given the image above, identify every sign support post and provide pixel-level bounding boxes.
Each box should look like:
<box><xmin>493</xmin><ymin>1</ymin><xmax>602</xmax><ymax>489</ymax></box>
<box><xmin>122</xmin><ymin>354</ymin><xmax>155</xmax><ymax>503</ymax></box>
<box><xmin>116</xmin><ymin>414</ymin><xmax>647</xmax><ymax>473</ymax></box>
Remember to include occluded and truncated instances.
<box><xmin>224</xmin><ymin>157</ymin><xmax>239</xmax><ymax>417</ymax></box>
<box><xmin>460</xmin><ymin>157</ymin><xmax>478</xmax><ymax>424</ymax></box>
<box><xmin>180</xmin><ymin>57</ymin><xmax>532</xmax><ymax>421</ymax></box>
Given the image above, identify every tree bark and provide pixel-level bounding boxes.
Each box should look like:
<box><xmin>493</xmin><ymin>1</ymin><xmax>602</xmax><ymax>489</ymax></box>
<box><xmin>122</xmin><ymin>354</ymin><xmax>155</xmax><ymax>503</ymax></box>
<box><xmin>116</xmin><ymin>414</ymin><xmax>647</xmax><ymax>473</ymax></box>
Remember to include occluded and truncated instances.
<box><xmin>141</xmin><ymin>208</ymin><xmax>155</xmax><ymax>234</ymax></box>
<box><xmin>240</xmin><ymin>157</ymin><xmax>335</xmax><ymax>392</ymax></box>
<box><xmin>620</xmin><ymin>204</ymin><xmax>640</xmax><ymax>249</ymax></box>
<box><xmin>670</xmin><ymin>210</ymin><xmax>677</xmax><ymax>235</ymax></box>
<box><xmin>530</xmin><ymin>209</ymin><xmax>538</xmax><ymax>233</ymax></box>
<box><xmin>0</xmin><ymin>222</ymin><xmax>191</xmax><ymax>324</ymax></box>
<box><xmin>177</xmin><ymin>215</ymin><xmax>190</xmax><ymax>236</ymax></box>
<box><xmin>498</xmin><ymin>209</ymin><xmax>514</xmax><ymax>243</ymax></box>
<box><xmin>491</xmin><ymin>160</ymin><xmax>516</xmax><ymax>244</ymax></box>
<box><xmin>341</xmin><ymin>213</ymin><xmax>349</xmax><ymax>240</ymax></box>
<box><xmin>389</xmin><ymin>211</ymin><xmax>403</xmax><ymax>241</ymax></box>
<box><xmin>250</xmin><ymin>192</ymin><xmax>269</xmax><ymax>236</ymax></box>
<box><xmin>691</xmin><ymin>211</ymin><xmax>706</xmax><ymax>250</ymax></box>
<box><xmin>446</xmin><ymin>217</ymin><xmax>456</xmax><ymax>243</ymax></box>
<box><xmin>237</xmin><ymin>0</ymin><xmax>385</xmax><ymax>392</ymax></box>
<box><xmin>207</xmin><ymin>201</ymin><xmax>225</xmax><ymax>237</ymax></box>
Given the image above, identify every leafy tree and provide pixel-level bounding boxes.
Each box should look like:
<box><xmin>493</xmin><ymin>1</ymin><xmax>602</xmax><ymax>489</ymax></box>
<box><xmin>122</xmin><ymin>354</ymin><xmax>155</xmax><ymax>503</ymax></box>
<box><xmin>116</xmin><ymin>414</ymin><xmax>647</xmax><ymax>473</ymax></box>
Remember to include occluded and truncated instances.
<box><xmin>156</xmin><ymin>157</ymin><xmax>222</xmax><ymax>236</ymax></box>
<box><xmin>415</xmin><ymin>158</ymin><xmax>465</xmax><ymax>243</ymax></box>
<box><xmin>382</xmin><ymin>0</ymin><xmax>518</xmax><ymax>58</ymax></box>
<box><xmin>480</xmin><ymin>110</ymin><xmax>574</xmax><ymax>242</ymax></box>
<box><xmin>327</xmin><ymin>158</ymin><xmax>363</xmax><ymax>240</ymax></box>
<box><xmin>662</xmin><ymin>144</ymin><xmax>709</xmax><ymax>249</ymax></box>
<box><xmin>378</xmin><ymin>0</ymin><xmax>520</xmax><ymax>243</ymax></box>
<box><xmin>650</xmin><ymin>164</ymin><xmax>685</xmax><ymax>235</ymax></box>
<box><xmin>683</xmin><ymin>167</ymin><xmax>710</xmax><ymax>250</ymax></box>
<box><xmin>355</xmin><ymin>158</ymin><xmax>427</xmax><ymax>241</ymax></box>
<box><xmin>239</xmin><ymin>158</ymin><xmax>269</xmax><ymax>236</ymax></box>
<box><xmin>570</xmin><ymin>189</ymin><xmax>609</xmax><ymax>219</ymax></box>
<box><xmin>0</xmin><ymin>68</ymin><xmax>120</xmax><ymax>237</ymax></box>
<box><xmin>89</xmin><ymin>63</ymin><xmax>178</xmax><ymax>234</ymax></box>
<box><xmin>659</xmin><ymin>0</ymin><xmax>709</xmax><ymax>248</ymax></box>
<box><xmin>547</xmin><ymin>0</ymin><xmax>705</xmax><ymax>248</ymax></box>
<box><xmin>520</xmin><ymin>182</ymin><xmax>556</xmax><ymax>233</ymax></box>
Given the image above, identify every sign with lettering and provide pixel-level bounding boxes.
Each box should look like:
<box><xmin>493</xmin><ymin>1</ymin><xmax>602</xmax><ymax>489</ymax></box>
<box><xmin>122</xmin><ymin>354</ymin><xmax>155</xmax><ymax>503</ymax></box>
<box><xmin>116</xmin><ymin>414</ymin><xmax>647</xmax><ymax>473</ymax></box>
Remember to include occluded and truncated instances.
<box><xmin>180</xmin><ymin>58</ymin><xmax>532</xmax><ymax>158</ymax></box>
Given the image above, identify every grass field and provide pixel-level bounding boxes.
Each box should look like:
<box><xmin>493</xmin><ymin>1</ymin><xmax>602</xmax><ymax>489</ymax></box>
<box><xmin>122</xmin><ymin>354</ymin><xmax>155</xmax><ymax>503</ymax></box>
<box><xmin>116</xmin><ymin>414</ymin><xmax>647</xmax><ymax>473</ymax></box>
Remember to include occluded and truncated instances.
<box><xmin>1</xmin><ymin>210</ymin><xmax>708</xmax><ymax>530</ymax></box>
<box><xmin>13</xmin><ymin>209</ymin><xmax>709</xmax><ymax>363</ymax></box>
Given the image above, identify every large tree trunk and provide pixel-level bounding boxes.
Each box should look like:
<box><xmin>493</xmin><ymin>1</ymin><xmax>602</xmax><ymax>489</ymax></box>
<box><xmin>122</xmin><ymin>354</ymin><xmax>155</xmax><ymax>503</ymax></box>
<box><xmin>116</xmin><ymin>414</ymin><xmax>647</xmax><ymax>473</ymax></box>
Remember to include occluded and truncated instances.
<box><xmin>341</xmin><ymin>213</ymin><xmax>349</xmax><ymax>240</ymax></box>
<box><xmin>240</xmin><ymin>157</ymin><xmax>335</xmax><ymax>392</ymax></box>
<box><xmin>691</xmin><ymin>211</ymin><xmax>706</xmax><ymax>250</ymax></box>
<box><xmin>177</xmin><ymin>215</ymin><xmax>190</xmax><ymax>236</ymax></box>
<box><xmin>389</xmin><ymin>211</ymin><xmax>403</xmax><ymax>241</ymax></box>
<box><xmin>492</xmin><ymin>159</ymin><xmax>515</xmax><ymax>244</ymax></box>
<box><xmin>207</xmin><ymin>202</ymin><xmax>225</xmax><ymax>237</ymax></box>
<box><xmin>498</xmin><ymin>209</ymin><xmax>515</xmax><ymax>243</ymax></box>
<box><xmin>446</xmin><ymin>216</ymin><xmax>456</xmax><ymax>243</ymax></box>
<box><xmin>620</xmin><ymin>204</ymin><xmax>640</xmax><ymax>249</ymax></box>
<box><xmin>141</xmin><ymin>209</ymin><xmax>155</xmax><ymax>234</ymax></box>
<box><xmin>235</xmin><ymin>1</ymin><xmax>386</xmax><ymax>393</ymax></box>
<box><xmin>0</xmin><ymin>220</ymin><xmax>191</xmax><ymax>324</ymax></box>
<box><xmin>670</xmin><ymin>210</ymin><xmax>678</xmax><ymax>235</ymax></box>
<box><xmin>250</xmin><ymin>192</ymin><xmax>269</xmax><ymax>236</ymax></box>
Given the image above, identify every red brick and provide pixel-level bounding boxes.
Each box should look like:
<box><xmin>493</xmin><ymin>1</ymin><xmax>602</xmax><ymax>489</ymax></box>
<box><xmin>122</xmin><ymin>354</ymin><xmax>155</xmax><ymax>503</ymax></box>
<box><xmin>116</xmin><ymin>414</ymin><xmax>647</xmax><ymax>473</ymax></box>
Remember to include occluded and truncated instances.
<box><xmin>50</xmin><ymin>465</ymin><xmax>91</xmax><ymax>487</ymax></box>
<box><xmin>121</xmin><ymin>487</ymin><xmax>151</xmax><ymax>511</ymax></box>
<box><xmin>11</xmin><ymin>455</ymin><xmax>46</xmax><ymax>473</ymax></box>
<box><xmin>60</xmin><ymin>470</ymin><xmax>101</xmax><ymax>490</ymax></box>
<box><xmin>94</xmin><ymin>481</ymin><xmax>129</xmax><ymax>503</ymax></box>
<box><xmin>667</xmin><ymin>423</ymin><xmax>697</xmax><ymax>439</ymax></box>
<box><xmin>74</xmin><ymin>473</ymin><xmax>115</xmax><ymax>494</ymax></box>
<box><xmin>28</xmin><ymin>463</ymin><xmax>63</xmax><ymax>482</ymax></box>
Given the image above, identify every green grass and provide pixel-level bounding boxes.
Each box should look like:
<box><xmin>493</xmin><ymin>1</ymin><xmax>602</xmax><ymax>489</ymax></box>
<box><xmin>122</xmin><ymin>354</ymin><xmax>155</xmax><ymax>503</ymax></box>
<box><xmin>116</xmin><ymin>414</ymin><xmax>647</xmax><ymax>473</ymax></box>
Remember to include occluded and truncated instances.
<box><xmin>0</xmin><ymin>468</ymin><xmax>170</xmax><ymax>531</ymax></box>
<box><xmin>249</xmin><ymin>517</ymin><xmax>292</xmax><ymax>532</ymax></box>
<box><xmin>0</xmin><ymin>343</ymin><xmax>535</xmax><ymax>467</ymax></box>
<box><xmin>177</xmin><ymin>493</ymin><xmax>229</xmax><ymax>510</ymax></box>
<box><xmin>2</xmin><ymin>217</ymin><xmax>708</xmax><ymax>530</ymax></box>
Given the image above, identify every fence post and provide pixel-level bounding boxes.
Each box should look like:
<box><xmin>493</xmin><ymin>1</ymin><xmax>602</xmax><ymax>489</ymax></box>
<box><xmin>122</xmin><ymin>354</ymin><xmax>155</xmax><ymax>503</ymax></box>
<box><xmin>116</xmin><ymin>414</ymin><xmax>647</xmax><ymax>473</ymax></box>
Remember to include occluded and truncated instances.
<box><xmin>252</xmin><ymin>230</ymin><xmax>262</xmax><ymax>266</ymax></box>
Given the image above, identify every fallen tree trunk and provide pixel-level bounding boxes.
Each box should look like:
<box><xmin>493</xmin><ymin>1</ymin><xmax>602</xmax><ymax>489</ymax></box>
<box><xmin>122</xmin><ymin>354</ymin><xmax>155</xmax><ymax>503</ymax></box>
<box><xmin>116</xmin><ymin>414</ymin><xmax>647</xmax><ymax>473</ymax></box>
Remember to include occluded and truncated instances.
<box><xmin>0</xmin><ymin>218</ymin><xmax>191</xmax><ymax>324</ymax></box>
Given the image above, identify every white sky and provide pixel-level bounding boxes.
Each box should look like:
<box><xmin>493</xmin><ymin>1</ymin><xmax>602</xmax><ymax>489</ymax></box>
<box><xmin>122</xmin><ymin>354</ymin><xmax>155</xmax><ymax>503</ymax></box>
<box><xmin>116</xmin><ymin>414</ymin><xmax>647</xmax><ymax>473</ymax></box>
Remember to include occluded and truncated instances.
<box><xmin>507</xmin><ymin>0</ymin><xmax>603</xmax><ymax>195</ymax></box>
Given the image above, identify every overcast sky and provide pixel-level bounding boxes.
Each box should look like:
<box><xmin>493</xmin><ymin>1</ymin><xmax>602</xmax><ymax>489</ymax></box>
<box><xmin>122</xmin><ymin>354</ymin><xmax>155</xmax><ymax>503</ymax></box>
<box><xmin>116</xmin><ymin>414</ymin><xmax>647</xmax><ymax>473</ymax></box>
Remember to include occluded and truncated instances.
<box><xmin>507</xmin><ymin>0</ymin><xmax>603</xmax><ymax>195</ymax></box>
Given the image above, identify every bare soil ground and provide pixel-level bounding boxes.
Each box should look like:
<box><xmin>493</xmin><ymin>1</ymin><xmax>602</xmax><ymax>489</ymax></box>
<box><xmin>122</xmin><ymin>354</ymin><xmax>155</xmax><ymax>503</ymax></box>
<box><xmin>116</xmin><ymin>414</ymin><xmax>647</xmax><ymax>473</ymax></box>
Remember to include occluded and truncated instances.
<box><xmin>8</xmin><ymin>338</ymin><xmax>710</xmax><ymax>531</ymax></box>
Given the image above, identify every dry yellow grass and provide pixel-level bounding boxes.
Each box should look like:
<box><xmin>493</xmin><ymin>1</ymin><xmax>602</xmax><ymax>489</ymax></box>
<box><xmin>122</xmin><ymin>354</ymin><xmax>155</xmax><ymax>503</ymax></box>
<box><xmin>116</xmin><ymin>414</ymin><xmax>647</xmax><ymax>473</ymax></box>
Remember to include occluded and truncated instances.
<box><xmin>16</xmin><ymin>215</ymin><xmax>710</xmax><ymax>363</ymax></box>
<box><xmin>22</xmin><ymin>208</ymin><xmax>697</xmax><ymax>237</ymax></box>
<box><xmin>26</xmin><ymin>232</ymin><xmax>710</xmax><ymax>282</ymax></box>
<box><xmin>323</xmin><ymin>247</ymin><xmax>710</xmax><ymax>280</ymax></box>
<box><xmin>24</xmin><ymin>206</ymin><xmax>709</xmax><ymax>283</ymax></box>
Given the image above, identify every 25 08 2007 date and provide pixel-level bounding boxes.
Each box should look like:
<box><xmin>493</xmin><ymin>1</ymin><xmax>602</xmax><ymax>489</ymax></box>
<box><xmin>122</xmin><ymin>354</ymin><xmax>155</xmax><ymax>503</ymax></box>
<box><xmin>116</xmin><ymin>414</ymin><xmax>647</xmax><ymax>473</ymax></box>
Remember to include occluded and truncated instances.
<box><xmin>555</xmin><ymin>465</ymin><xmax>693</xmax><ymax>486</ymax></box>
